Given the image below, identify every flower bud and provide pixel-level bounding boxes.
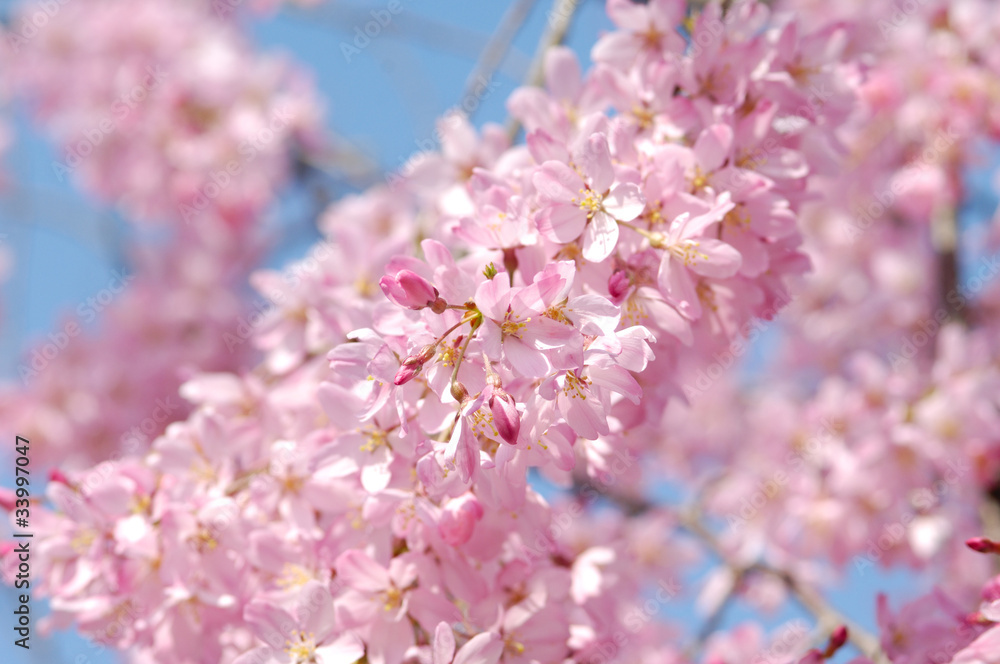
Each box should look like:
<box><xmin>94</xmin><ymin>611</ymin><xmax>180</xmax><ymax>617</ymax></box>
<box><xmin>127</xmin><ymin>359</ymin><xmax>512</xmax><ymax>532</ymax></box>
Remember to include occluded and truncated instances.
<box><xmin>379</xmin><ymin>269</ymin><xmax>439</xmax><ymax>310</ymax></box>
<box><xmin>394</xmin><ymin>363</ymin><xmax>422</xmax><ymax>386</ymax></box>
<box><xmin>608</xmin><ymin>269</ymin><xmax>632</xmax><ymax>303</ymax></box>
<box><xmin>438</xmin><ymin>492</ymin><xmax>484</xmax><ymax>546</ymax></box>
<box><xmin>967</xmin><ymin>537</ymin><xmax>1000</xmax><ymax>554</ymax></box>
<box><xmin>451</xmin><ymin>381</ymin><xmax>469</xmax><ymax>403</ymax></box>
<box><xmin>823</xmin><ymin>626</ymin><xmax>848</xmax><ymax>656</ymax></box>
<box><xmin>49</xmin><ymin>468</ymin><xmax>72</xmax><ymax>486</ymax></box>
<box><xmin>0</xmin><ymin>488</ymin><xmax>15</xmax><ymax>512</ymax></box>
<box><xmin>489</xmin><ymin>392</ymin><xmax>521</xmax><ymax>445</ymax></box>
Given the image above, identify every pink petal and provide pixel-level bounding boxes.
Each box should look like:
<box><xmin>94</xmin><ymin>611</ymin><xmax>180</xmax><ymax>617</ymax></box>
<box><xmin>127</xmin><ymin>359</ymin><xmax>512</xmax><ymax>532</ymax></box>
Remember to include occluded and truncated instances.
<box><xmin>536</xmin><ymin>204</ymin><xmax>587</xmax><ymax>244</ymax></box>
<box><xmin>582</xmin><ymin>211</ymin><xmax>620</xmax><ymax>262</ymax></box>
<box><xmin>527</xmin><ymin>130</ymin><xmax>569</xmax><ymax>164</ymax></box>
<box><xmin>591</xmin><ymin>31</ymin><xmax>642</xmax><ymax>68</ymax></box>
<box><xmin>533</xmin><ymin>161</ymin><xmax>584</xmax><ymax>203</ymax></box>
<box><xmin>489</xmin><ymin>394</ymin><xmax>521</xmax><ymax>445</ymax></box>
<box><xmin>606</xmin><ymin>0</ymin><xmax>650</xmax><ymax>31</ymax></box>
<box><xmin>433</xmin><ymin>623</ymin><xmax>456</xmax><ymax>664</ymax></box>
<box><xmin>504</xmin><ymin>338</ymin><xmax>551</xmax><ymax>378</ymax></box>
<box><xmin>544</xmin><ymin>46</ymin><xmax>582</xmax><ymax>101</ymax></box>
<box><xmin>454</xmin><ymin>633</ymin><xmax>504</xmax><ymax>664</ymax></box>
<box><xmin>335</xmin><ymin>550</ymin><xmax>390</xmax><ymax>593</ymax></box>
<box><xmin>603</xmin><ymin>182</ymin><xmax>645</xmax><ymax>221</ymax></box>
<box><xmin>577</xmin><ymin>133</ymin><xmax>614</xmax><ymax>192</ymax></box>
<box><xmin>688</xmin><ymin>239</ymin><xmax>742</xmax><ymax>278</ymax></box>
<box><xmin>316</xmin><ymin>633</ymin><xmax>365</xmax><ymax>664</ymax></box>
<box><xmin>658</xmin><ymin>256</ymin><xmax>702</xmax><ymax>321</ymax></box>
<box><xmin>588</xmin><ymin>364</ymin><xmax>642</xmax><ymax>404</ymax></box>
<box><xmin>693</xmin><ymin>124</ymin><xmax>734</xmax><ymax>173</ymax></box>
<box><xmin>232</xmin><ymin>647</ymin><xmax>280</xmax><ymax>664</ymax></box>
<box><xmin>565</xmin><ymin>294</ymin><xmax>620</xmax><ymax>337</ymax></box>
<box><xmin>562</xmin><ymin>390</ymin><xmax>609</xmax><ymax>439</ymax></box>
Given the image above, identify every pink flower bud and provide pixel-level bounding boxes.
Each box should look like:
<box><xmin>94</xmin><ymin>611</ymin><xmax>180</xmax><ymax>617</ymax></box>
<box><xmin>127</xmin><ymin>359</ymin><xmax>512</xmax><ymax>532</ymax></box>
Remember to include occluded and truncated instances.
<box><xmin>49</xmin><ymin>469</ymin><xmax>72</xmax><ymax>486</ymax></box>
<box><xmin>489</xmin><ymin>392</ymin><xmax>521</xmax><ymax>445</ymax></box>
<box><xmin>379</xmin><ymin>269</ymin><xmax>439</xmax><ymax>310</ymax></box>
<box><xmin>0</xmin><ymin>489</ymin><xmax>15</xmax><ymax>512</ymax></box>
<box><xmin>825</xmin><ymin>626</ymin><xmax>848</xmax><ymax>655</ymax></box>
<box><xmin>438</xmin><ymin>493</ymin><xmax>484</xmax><ymax>546</ymax></box>
<box><xmin>394</xmin><ymin>363</ymin><xmax>422</xmax><ymax>386</ymax></box>
<box><xmin>394</xmin><ymin>345</ymin><xmax>437</xmax><ymax>385</ymax></box>
<box><xmin>608</xmin><ymin>269</ymin><xmax>632</xmax><ymax>303</ymax></box>
<box><xmin>967</xmin><ymin>537</ymin><xmax>1000</xmax><ymax>554</ymax></box>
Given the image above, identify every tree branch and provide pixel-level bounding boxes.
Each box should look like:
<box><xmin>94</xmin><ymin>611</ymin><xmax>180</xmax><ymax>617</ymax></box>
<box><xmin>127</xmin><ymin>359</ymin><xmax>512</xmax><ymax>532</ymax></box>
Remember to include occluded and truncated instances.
<box><xmin>461</xmin><ymin>0</ymin><xmax>538</xmax><ymax>118</ymax></box>
<box><xmin>571</xmin><ymin>479</ymin><xmax>887</xmax><ymax>662</ymax></box>
<box><xmin>505</xmin><ymin>0</ymin><xmax>583</xmax><ymax>142</ymax></box>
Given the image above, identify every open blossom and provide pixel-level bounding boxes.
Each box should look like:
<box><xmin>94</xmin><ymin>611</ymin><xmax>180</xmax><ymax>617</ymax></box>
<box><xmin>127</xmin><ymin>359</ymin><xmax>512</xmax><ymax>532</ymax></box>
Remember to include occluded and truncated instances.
<box><xmin>533</xmin><ymin>132</ymin><xmax>646</xmax><ymax>262</ymax></box>
<box><xmin>6</xmin><ymin>0</ymin><xmax>322</xmax><ymax>226</ymax></box>
<box><xmin>237</xmin><ymin>581</ymin><xmax>364</xmax><ymax>664</ymax></box>
<box><xmin>651</xmin><ymin>194</ymin><xmax>740</xmax><ymax>320</ymax></box>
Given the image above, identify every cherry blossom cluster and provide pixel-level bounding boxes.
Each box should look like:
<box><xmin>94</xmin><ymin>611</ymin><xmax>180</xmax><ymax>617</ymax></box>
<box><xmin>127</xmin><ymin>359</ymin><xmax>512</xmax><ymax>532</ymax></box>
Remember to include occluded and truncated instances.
<box><xmin>0</xmin><ymin>1</ymin><xmax>876</xmax><ymax>663</ymax></box>
<box><xmin>634</xmin><ymin>0</ymin><xmax>1000</xmax><ymax>660</ymax></box>
<box><xmin>1</xmin><ymin>0</ymin><xmax>322</xmax><ymax>226</ymax></box>
<box><xmin>0</xmin><ymin>233</ymin><xmax>257</xmax><ymax>471</ymax></box>
<box><xmin>771</xmin><ymin>0</ymin><xmax>1000</xmax><ymax>363</ymax></box>
<box><xmin>659</xmin><ymin>322</ymin><xmax>1000</xmax><ymax>602</ymax></box>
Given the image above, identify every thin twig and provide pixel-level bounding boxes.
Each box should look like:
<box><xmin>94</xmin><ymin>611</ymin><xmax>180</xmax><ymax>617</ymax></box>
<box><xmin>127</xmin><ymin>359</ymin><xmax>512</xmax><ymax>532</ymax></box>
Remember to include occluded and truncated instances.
<box><xmin>569</xmin><ymin>479</ymin><xmax>887</xmax><ymax>663</ymax></box>
<box><xmin>282</xmin><ymin>3</ymin><xmax>532</xmax><ymax>78</ymax></box>
<box><xmin>684</xmin><ymin>573</ymin><xmax>742</xmax><ymax>658</ymax></box>
<box><xmin>933</xmin><ymin>158</ymin><xmax>965</xmax><ymax>325</ymax></box>
<box><xmin>678</xmin><ymin>507</ymin><xmax>886</xmax><ymax>662</ymax></box>
<box><xmin>461</xmin><ymin>0</ymin><xmax>538</xmax><ymax>118</ymax></box>
<box><xmin>505</xmin><ymin>0</ymin><xmax>583</xmax><ymax>142</ymax></box>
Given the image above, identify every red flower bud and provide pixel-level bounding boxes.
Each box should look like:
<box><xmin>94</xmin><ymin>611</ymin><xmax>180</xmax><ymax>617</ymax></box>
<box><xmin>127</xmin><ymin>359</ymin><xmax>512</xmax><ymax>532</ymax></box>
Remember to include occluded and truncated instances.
<box><xmin>967</xmin><ymin>537</ymin><xmax>1000</xmax><ymax>554</ymax></box>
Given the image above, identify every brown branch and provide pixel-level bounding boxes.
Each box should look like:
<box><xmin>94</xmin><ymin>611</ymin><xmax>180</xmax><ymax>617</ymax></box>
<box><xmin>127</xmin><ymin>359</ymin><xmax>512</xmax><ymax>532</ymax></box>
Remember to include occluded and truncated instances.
<box><xmin>505</xmin><ymin>0</ymin><xmax>583</xmax><ymax>142</ymax></box>
<box><xmin>461</xmin><ymin>0</ymin><xmax>538</xmax><ymax>117</ymax></box>
<box><xmin>570</xmin><ymin>480</ymin><xmax>887</xmax><ymax>662</ymax></box>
